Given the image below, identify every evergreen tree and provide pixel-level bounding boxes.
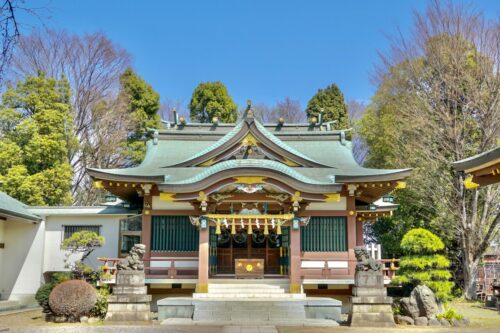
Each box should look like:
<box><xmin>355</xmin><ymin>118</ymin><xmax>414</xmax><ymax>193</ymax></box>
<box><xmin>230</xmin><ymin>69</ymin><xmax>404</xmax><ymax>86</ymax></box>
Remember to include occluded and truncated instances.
<box><xmin>0</xmin><ymin>73</ymin><xmax>76</xmax><ymax>205</ymax></box>
<box><xmin>306</xmin><ymin>84</ymin><xmax>349</xmax><ymax>129</ymax></box>
<box><xmin>189</xmin><ymin>82</ymin><xmax>237</xmax><ymax>123</ymax></box>
<box><xmin>393</xmin><ymin>228</ymin><xmax>453</xmax><ymax>301</ymax></box>
<box><xmin>119</xmin><ymin>68</ymin><xmax>161</xmax><ymax>164</ymax></box>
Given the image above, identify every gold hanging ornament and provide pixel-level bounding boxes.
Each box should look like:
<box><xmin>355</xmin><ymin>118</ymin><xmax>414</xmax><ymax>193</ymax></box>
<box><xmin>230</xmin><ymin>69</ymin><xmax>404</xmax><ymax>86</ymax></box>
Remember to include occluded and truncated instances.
<box><xmin>264</xmin><ymin>218</ymin><xmax>269</xmax><ymax>235</ymax></box>
<box><xmin>215</xmin><ymin>219</ymin><xmax>221</xmax><ymax>235</ymax></box>
<box><xmin>231</xmin><ymin>218</ymin><xmax>236</xmax><ymax>235</ymax></box>
<box><xmin>247</xmin><ymin>219</ymin><xmax>253</xmax><ymax>234</ymax></box>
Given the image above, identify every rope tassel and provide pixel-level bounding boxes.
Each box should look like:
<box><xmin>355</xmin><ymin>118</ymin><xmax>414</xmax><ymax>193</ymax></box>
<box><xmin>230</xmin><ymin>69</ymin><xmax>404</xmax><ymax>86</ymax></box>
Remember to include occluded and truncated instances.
<box><xmin>215</xmin><ymin>220</ymin><xmax>221</xmax><ymax>235</ymax></box>
<box><xmin>247</xmin><ymin>219</ymin><xmax>253</xmax><ymax>234</ymax></box>
<box><xmin>231</xmin><ymin>218</ymin><xmax>236</xmax><ymax>235</ymax></box>
<box><xmin>264</xmin><ymin>219</ymin><xmax>269</xmax><ymax>235</ymax></box>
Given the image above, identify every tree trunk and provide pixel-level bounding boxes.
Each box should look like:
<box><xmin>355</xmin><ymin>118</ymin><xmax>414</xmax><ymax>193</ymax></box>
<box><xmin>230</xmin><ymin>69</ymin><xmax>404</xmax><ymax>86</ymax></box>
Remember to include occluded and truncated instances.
<box><xmin>463</xmin><ymin>254</ymin><xmax>480</xmax><ymax>300</ymax></box>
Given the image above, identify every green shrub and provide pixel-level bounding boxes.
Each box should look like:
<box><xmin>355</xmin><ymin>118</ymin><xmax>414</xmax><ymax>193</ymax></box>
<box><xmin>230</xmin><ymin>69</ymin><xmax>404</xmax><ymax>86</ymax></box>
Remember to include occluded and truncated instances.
<box><xmin>400</xmin><ymin>228</ymin><xmax>444</xmax><ymax>254</ymax></box>
<box><xmin>90</xmin><ymin>286</ymin><xmax>110</xmax><ymax>319</ymax></box>
<box><xmin>436</xmin><ymin>307</ymin><xmax>463</xmax><ymax>322</ymax></box>
<box><xmin>35</xmin><ymin>283</ymin><xmax>55</xmax><ymax>314</ymax></box>
<box><xmin>392</xmin><ymin>228</ymin><xmax>453</xmax><ymax>301</ymax></box>
<box><xmin>48</xmin><ymin>280</ymin><xmax>97</xmax><ymax>322</ymax></box>
<box><xmin>51</xmin><ymin>271</ymin><xmax>73</xmax><ymax>284</ymax></box>
<box><xmin>392</xmin><ymin>303</ymin><xmax>403</xmax><ymax>316</ymax></box>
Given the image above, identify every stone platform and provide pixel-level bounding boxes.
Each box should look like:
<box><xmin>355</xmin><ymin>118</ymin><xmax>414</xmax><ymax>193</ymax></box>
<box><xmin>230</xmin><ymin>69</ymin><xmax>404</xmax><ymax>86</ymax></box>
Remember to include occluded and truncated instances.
<box><xmin>348</xmin><ymin>270</ymin><xmax>395</xmax><ymax>327</ymax></box>
<box><xmin>105</xmin><ymin>270</ymin><xmax>152</xmax><ymax>322</ymax></box>
<box><xmin>158</xmin><ymin>282</ymin><xmax>341</xmax><ymax>325</ymax></box>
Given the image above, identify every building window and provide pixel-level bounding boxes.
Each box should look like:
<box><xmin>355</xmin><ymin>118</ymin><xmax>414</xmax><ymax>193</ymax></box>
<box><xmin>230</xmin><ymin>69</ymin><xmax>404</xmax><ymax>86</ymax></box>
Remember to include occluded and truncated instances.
<box><xmin>300</xmin><ymin>216</ymin><xmax>347</xmax><ymax>252</ymax></box>
<box><xmin>119</xmin><ymin>215</ymin><xmax>142</xmax><ymax>256</ymax></box>
<box><xmin>63</xmin><ymin>225</ymin><xmax>101</xmax><ymax>240</ymax></box>
<box><xmin>151</xmin><ymin>216</ymin><xmax>199</xmax><ymax>252</ymax></box>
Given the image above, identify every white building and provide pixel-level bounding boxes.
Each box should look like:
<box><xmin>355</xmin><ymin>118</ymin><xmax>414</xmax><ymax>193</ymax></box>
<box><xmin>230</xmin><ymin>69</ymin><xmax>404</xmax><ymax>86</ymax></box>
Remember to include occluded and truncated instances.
<box><xmin>0</xmin><ymin>192</ymin><xmax>135</xmax><ymax>306</ymax></box>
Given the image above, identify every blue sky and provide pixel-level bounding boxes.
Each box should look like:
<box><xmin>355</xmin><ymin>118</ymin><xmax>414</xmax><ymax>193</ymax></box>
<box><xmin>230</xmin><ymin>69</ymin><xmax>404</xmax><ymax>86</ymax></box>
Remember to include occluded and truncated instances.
<box><xmin>22</xmin><ymin>1</ymin><xmax>500</xmax><ymax>110</ymax></box>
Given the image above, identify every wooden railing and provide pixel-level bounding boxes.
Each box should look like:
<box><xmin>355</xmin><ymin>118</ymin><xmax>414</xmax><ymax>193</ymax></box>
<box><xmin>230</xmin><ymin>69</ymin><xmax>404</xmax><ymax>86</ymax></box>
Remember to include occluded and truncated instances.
<box><xmin>300</xmin><ymin>258</ymin><xmax>399</xmax><ymax>280</ymax></box>
<box><xmin>97</xmin><ymin>257</ymin><xmax>199</xmax><ymax>283</ymax></box>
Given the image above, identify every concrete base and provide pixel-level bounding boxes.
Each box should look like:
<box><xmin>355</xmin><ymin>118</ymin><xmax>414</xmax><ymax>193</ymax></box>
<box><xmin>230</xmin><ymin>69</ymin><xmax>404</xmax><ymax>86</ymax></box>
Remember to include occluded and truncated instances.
<box><xmin>161</xmin><ymin>317</ymin><xmax>339</xmax><ymax>327</ymax></box>
<box><xmin>348</xmin><ymin>270</ymin><xmax>395</xmax><ymax>327</ymax></box>
<box><xmin>105</xmin><ymin>271</ymin><xmax>152</xmax><ymax>322</ymax></box>
<box><xmin>158</xmin><ymin>297</ymin><xmax>341</xmax><ymax>323</ymax></box>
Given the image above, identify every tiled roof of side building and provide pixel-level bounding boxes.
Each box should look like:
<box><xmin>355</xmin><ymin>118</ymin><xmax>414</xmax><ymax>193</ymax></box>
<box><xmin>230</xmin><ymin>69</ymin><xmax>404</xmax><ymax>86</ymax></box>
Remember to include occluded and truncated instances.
<box><xmin>0</xmin><ymin>191</ymin><xmax>41</xmax><ymax>222</ymax></box>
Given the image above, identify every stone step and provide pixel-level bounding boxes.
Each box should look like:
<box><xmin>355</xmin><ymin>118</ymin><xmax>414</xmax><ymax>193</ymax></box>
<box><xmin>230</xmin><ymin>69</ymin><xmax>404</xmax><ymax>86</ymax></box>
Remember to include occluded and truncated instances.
<box><xmin>193</xmin><ymin>309</ymin><xmax>306</xmax><ymax>321</ymax></box>
<box><xmin>209</xmin><ymin>284</ymin><xmax>286</xmax><ymax>289</ymax></box>
<box><xmin>0</xmin><ymin>300</ymin><xmax>21</xmax><ymax>312</ymax></box>
<box><xmin>162</xmin><ymin>318</ymin><xmax>339</xmax><ymax>327</ymax></box>
<box><xmin>208</xmin><ymin>288</ymin><xmax>286</xmax><ymax>294</ymax></box>
<box><xmin>193</xmin><ymin>293</ymin><xmax>306</xmax><ymax>299</ymax></box>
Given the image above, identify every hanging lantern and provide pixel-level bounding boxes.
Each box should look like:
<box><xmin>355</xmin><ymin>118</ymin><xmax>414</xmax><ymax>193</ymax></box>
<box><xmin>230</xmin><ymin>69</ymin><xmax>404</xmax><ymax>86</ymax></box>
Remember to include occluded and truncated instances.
<box><xmin>276</xmin><ymin>220</ymin><xmax>282</xmax><ymax>235</ymax></box>
<box><xmin>215</xmin><ymin>220</ymin><xmax>221</xmax><ymax>235</ymax></box>
<box><xmin>247</xmin><ymin>219</ymin><xmax>253</xmax><ymax>234</ymax></box>
<box><xmin>264</xmin><ymin>219</ymin><xmax>269</xmax><ymax>235</ymax></box>
<box><xmin>231</xmin><ymin>218</ymin><xmax>236</xmax><ymax>235</ymax></box>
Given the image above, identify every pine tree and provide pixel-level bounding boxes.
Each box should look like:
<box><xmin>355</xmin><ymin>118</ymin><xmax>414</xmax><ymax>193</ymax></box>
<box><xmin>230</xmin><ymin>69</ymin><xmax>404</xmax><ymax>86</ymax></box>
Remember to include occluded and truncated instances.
<box><xmin>189</xmin><ymin>82</ymin><xmax>237</xmax><ymax>123</ymax></box>
<box><xmin>306</xmin><ymin>83</ymin><xmax>349</xmax><ymax>129</ymax></box>
<box><xmin>0</xmin><ymin>73</ymin><xmax>76</xmax><ymax>205</ymax></box>
<box><xmin>393</xmin><ymin>228</ymin><xmax>454</xmax><ymax>301</ymax></box>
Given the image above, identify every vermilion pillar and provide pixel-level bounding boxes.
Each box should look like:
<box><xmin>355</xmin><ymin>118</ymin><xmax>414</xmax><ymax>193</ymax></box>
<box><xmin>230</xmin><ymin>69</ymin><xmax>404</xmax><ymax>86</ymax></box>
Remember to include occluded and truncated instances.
<box><xmin>197</xmin><ymin>227</ymin><xmax>209</xmax><ymax>293</ymax></box>
<box><xmin>289</xmin><ymin>227</ymin><xmax>302</xmax><ymax>293</ymax></box>
<box><xmin>347</xmin><ymin>196</ymin><xmax>357</xmax><ymax>275</ymax></box>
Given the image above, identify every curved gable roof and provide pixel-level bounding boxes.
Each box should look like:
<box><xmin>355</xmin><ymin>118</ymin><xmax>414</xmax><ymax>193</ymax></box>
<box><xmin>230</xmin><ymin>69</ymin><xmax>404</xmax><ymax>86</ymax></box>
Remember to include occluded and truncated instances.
<box><xmin>170</xmin><ymin>116</ymin><xmax>326</xmax><ymax>167</ymax></box>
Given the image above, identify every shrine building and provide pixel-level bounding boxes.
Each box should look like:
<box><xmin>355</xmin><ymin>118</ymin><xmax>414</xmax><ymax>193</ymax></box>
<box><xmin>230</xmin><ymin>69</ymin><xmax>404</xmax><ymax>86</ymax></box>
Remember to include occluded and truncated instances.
<box><xmin>88</xmin><ymin>104</ymin><xmax>410</xmax><ymax>295</ymax></box>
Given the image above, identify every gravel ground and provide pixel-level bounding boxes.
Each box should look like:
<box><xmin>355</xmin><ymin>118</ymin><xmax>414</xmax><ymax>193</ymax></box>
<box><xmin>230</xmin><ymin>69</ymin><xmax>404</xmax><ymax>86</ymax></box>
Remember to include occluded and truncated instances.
<box><xmin>0</xmin><ymin>302</ymin><xmax>498</xmax><ymax>333</ymax></box>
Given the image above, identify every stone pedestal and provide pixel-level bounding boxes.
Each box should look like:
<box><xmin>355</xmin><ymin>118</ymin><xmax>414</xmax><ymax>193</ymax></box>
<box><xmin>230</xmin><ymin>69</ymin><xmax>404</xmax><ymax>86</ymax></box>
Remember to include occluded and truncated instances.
<box><xmin>348</xmin><ymin>270</ymin><xmax>395</xmax><ymax>327</ymax></box>
<box><xmin>105</xmin><ymin>270</ymin><xmax>152</xmax><ymax>322</ymax></box>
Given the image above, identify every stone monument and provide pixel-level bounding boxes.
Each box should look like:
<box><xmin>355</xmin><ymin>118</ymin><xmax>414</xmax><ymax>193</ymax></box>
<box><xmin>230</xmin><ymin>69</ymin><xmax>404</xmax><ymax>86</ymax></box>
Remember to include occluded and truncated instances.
<box><xmin>348</xmin><ymin>246</ymin><xmax>395</xmax><ymax>327</ymax></box>
<box><xmin>105</xmin><ymin>244</ymin><xmax>152</xmax><ymax>322</ymax></box>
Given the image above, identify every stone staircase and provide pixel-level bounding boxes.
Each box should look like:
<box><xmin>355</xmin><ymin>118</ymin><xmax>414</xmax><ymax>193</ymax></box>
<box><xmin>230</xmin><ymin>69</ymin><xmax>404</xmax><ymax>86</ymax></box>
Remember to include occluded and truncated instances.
<box><xmin>158</xmin><ymin>280</ymin><xmax>341</xmax><ymax>327</ymax></box>
<box><xmin>193</xmin><ymin>299</ymin><xmax>307</xmax><ymax>322</ymax></box>
<box><xmin>192</xmin><ymin>282</ymin><xmax>307</xmax><ymax>322</ymax></box>
<box><xmin>193</xmin><ymin>282</ymin><xmax>305</xmax><ymax>299</ymax></box>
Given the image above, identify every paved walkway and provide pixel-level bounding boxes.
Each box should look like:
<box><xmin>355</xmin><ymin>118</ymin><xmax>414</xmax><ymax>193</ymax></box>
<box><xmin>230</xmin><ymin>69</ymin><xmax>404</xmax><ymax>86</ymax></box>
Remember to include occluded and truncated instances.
<box><xmin>222</xmin><ymin>326</ymin><xmax>277</xmax><ymax>333</ymax></box>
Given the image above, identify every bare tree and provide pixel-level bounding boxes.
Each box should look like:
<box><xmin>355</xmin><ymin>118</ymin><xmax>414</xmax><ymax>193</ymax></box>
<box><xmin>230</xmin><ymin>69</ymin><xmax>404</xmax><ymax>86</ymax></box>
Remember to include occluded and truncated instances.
<box><xmin>11</xmin><ymin>29</ymin><xmax>132</xmax><ymax>205</ymax></box>
<box><xmin>269</xmin><ymin>97</ymin><xmax>306</xmax><ymax>123</ymax></box>
<box><xmin>348</xmin><ymin>100</ymin><xmax>368</xmax><ymax>164</ymax></box>
<box><xmin>377</xmin><ymin>0</ymin><xmax>499</xmax><ymax>299</ymax></box>
<box><xmin>0</xmin><ymin>0</ymin><xmax>19</xmax><ymax>80</ymax></box>
<box><xmin>160</xmin><ymin>98</ymin><xmax>189</xmax><ymax>122</ymax></box>
<box><xmin>0</xmin><ymin>0</ymin><xmax>44</xmax><ymax>82</ymax></box>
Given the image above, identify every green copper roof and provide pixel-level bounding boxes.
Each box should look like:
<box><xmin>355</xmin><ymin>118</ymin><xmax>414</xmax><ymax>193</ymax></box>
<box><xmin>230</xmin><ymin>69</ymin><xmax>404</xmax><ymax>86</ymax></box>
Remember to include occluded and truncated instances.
<box><xmin>174</xmin><ymin>121</ymin><xmax>245</xmax><ymax>165</ymax></box>
<box><xmin>253</xmin><ymin>121</ymin><xmax>321</xmax><ymax>164</ymax></box>
<box><xmin>165</xmin><ymin>159</ymin><xmax>335</xmax><ymax>185</ymax></box>
<box><xmin>87</xmin><ymin>116</ymin><xmax>411</xmax><ymax>186</ymax></box>
<box><xmin>452</xmin><ymin>146</ymin><xmax>500</xmax><ymax>172</ymax></box>
<box><xmin>0</xmin><ymin>191</ymin><xmax>41</xmax><ymax>222</ymax></box>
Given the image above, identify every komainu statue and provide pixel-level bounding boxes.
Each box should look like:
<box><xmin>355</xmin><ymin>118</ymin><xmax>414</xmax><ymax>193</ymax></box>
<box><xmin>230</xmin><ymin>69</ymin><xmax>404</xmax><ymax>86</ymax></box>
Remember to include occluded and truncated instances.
<box><xmin>117</xmin><ymin>244</ymin><xmax>146</xmax><ymax>270</ymax></box>
<box><xmin>354</xmin><ymin>246</ymin><xmax>383</xmax><ymax>272</ymax></box>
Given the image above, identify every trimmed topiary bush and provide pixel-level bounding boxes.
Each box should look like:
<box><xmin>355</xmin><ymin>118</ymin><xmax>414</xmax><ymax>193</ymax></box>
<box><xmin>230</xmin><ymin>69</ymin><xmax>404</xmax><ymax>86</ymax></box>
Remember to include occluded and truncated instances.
<box><xmin>392</xmin><ymin>228</ymin><xmax>454</xmax><ymax>301</ymax></box>
<box><xmin>35</xmin><ymin>272</ymin><xmax>74</xmax><ymax>320</ymax></box>
<box><xmin>49</xmin><ymin>280</ymin><xmax>97</xmax><ymax>322</ymax></box>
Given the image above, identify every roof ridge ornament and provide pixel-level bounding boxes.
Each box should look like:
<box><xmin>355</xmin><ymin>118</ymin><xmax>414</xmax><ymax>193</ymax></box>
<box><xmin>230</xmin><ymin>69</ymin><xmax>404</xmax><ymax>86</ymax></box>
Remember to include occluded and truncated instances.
<box><xmin>242</xmin><ymin>99</ymin><xmax>255</xmax><ymax>124</ymax></box>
